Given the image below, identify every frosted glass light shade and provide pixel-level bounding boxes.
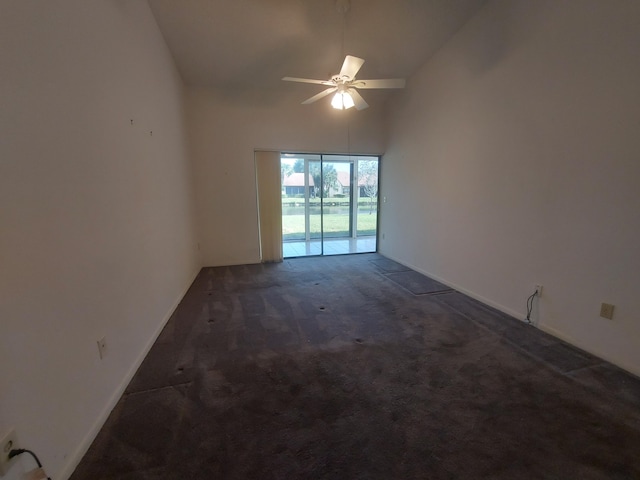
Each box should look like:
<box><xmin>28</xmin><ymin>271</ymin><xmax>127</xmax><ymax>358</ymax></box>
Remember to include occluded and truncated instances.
<box><xmin>331</xmin><ymin>92</ymin><xmax>355</xmax><ymax>110</ymax></box>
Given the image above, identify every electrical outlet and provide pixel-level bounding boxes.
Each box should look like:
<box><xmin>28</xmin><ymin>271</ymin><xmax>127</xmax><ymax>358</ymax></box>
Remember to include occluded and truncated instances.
<box><xmin>600</xmin><ymin>303</ymin><xmax>614</xmax><ymax>320</ymax></box>
<box><xmin>0</xmin><ymin>428</ymin><xmax>18</xmax><ymax>476</ymax></box>
<box><xmin>535</xmin><ymin>284</ymin><xmax>543</xmax><ymax>297</ymax></box>
<box><xmin>97</xmin><ymin>337</ymin><xmax>107</xmax><ymax>359</ymax></box>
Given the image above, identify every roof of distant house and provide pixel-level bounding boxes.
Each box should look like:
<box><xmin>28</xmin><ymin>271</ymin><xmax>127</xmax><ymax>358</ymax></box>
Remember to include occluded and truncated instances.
<box><xmin>337</xmin><ymin>171</ymin><xmax>350</xmax><ymax>187</ymax></box>
<box><xmin>337</xmin><ymin>171</ymin><xmax>378</xmax><ymax>187</ymax></box>
<box><xmin>283</xmin><ymin>173</ymin><xmax>314</xmax><ymax>187</ymax></box>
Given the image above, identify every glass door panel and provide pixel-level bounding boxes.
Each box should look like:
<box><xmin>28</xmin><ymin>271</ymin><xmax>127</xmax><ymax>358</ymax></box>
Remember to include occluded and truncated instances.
<box><xmin>321</xmin><ymin>159</ymin><xmax>352</xmax><ymax>255</ymax></box>
<box><xmin>307</xmin><ymin>158</ymin><xmax>322</xmax><ymax>255</ymax></box>
<box><xmin>280</xmin><ymin>156</ymin><xmax>304</xmax><ymax>243</ymax></box>
<box><xmin>356</xmin><ymin>158</ymin><xmax>379</xmax><ymax>237</ymax></box>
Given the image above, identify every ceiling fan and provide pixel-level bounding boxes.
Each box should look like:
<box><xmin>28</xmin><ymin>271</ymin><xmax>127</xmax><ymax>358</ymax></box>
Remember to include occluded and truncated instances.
<box><xmin>282</xmin><ymin>55</ymin><xmax>405</xmax><ymax>110</ymax></box>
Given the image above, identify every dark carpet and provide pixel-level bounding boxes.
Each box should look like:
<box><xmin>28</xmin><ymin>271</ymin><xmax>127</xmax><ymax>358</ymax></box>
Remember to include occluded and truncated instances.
<box><xmin>368</xmin><ymin>257</ymin><xmax>410</xmax><ymax>273</ymax></box>
<box><xmin>70</xmin><ymin>254</ymin><xmax>640</xmax><ymax>480</ymax></box>
<box><xmin>384</xmin><ymin>270</ymin><xmax>454</xmax><ymax>295</ymax></box>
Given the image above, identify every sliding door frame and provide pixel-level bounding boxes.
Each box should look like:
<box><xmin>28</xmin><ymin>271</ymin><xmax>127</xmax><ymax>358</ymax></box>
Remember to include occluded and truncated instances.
<box><xmin>281</xmin><ymin>152</ymin><xmax>381</xmax><ymax>257</ymax></box>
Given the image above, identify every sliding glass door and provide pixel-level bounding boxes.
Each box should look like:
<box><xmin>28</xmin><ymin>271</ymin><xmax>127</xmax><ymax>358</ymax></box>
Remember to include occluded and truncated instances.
<box><xmin>281</xmin><ymin>153</ymin><xmax>379</xmax><ymax>258</ymax></box>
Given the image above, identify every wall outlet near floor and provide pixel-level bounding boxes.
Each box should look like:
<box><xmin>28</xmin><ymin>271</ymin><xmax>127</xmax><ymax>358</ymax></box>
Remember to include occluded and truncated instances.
<box><xmin>600</xmin><ymin>303</ymin><xmax>614</xmax><ymax>320</ymax></box>
<box><xmin>0</xmin><ymin>428</ymin><xmax>18</xmax><ymax>475</ymax></box>
<box><xmin>535</xmin><ymin>284</ymin><xmax>543</xmax><ymax>297</ymax></box>
<box><xmin>97</xmin><ymin>336</ymin><xmax>107</xmax><ymax>359</ymax></box>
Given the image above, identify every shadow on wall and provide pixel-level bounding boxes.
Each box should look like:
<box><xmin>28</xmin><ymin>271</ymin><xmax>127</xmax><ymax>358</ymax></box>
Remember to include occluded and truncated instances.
<box><xmin>461</xmin><ymin>3</ymin><xmax>516</xmax><ymax>74</ymax></box>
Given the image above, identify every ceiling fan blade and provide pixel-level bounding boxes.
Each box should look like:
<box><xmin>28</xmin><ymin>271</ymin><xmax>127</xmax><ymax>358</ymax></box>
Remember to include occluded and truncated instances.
<box><xmin>340</xmin><ymin>55</ymin><xmax>365</xmax><ymax>79</ymax></box>
<box><xmin>348</xmin><ymin>89</ymin><xmax>369</xmax><ymax>110</ymax></box>
<box><xmin>354</xmin><ymin>78</ymin><xmax>406</xmax><ymax>89</ymax></box>
<box><xmin>282</xmin><ymin>77</ymin><xmax>334</xmax><ymax>86</ymax></box>
<box><xmin>302</xmin><ymin>87</ymin><xmax>337</xmax><ymax>105</ymax></box>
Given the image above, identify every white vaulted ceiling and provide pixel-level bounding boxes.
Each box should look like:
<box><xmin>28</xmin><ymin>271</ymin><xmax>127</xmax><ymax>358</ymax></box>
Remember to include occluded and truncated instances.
<box><xmin>147</xmin><ymin>0</ymin><xmax>487</xmax><ymax>101</ymax></box>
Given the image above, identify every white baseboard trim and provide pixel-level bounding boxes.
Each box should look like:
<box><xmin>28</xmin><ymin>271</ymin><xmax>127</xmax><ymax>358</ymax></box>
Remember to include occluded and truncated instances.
<box><xmin>378</xmin><ymin>252</ymin><xmax>524</xmax><ymax>321</ymax></box>
<box><xmin>378</xmin><ymin>251</ymin><xmax>640</xmax><ymax>378</ymax></box>
<box><xmin>539</xmin><ymin>324</ymin><xmax>640</xmax><ymax>378</ymax></box>
<box><xmin>56</xmin><ymin>267</ymin><xmax>201</xmax><ymax>480</ymax></box>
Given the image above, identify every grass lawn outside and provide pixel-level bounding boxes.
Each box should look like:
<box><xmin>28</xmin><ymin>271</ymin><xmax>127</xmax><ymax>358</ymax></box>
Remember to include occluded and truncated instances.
<box><xmin>283</xmin><ymin>197</ymin><xmax>378</xmax><ymax>208</ymax></box>
<box><xmin>283</xmin><ymin>212</ymin><xmax>377</xmax><ymax>240</ymax></box>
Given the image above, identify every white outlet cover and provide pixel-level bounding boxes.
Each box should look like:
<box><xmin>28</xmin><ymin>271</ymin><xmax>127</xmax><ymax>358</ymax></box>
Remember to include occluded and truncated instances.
<box><xmin>0</xmin><ymin>428</ymin><xmax>18</xmax><ymax>475</ymax></box>
<box><xmin>97</xmin><ymin>337</ymin><xmax>107</xmax><ymax>359</ymax></box>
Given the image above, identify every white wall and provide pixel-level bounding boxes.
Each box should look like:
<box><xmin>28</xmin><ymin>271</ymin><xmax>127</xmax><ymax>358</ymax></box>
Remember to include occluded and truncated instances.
<box><xmin>187</xmin><ymin>88</ymin><xmax>386</xmax><ymax>266</ymax></box>
<box><xmin>381</xmin><ymin>0</ymin><xmax>640</xmax><ymax>375</ymax></box>
<box><xmin>0</xmin><ymin>2</ymin><xmax>199</xmax><ymax>479</ymax></box>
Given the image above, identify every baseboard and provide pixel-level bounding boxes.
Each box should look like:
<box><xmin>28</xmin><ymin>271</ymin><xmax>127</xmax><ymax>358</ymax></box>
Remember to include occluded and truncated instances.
<box><xmin>378</xmin><ymin>252</ymin><xmax>640</xmax><ymax>378</ymax></box>
<box><xmin>539</xmin><ymin>324</ymin><xmax>640</xmax><ymax>378</ymax></box>
<box><xmin>378</xmin><ymin>252</ymin><xmax>524</xmax><ymax>321</ymax></box>
<box><xmin>56</xmin><ymin>267</ymin><xmax>201</xmax><ymax>480</ymax></box>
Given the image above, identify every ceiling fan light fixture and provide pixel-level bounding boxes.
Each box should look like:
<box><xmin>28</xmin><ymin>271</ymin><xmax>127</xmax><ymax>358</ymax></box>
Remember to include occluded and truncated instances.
<box><xmin>284</xmin><ymin>55</ymin><xmax>405</xmax><ymax>110</ymax></box>
<box><xmin>331</xmin><ymin>91</ymin><xmax>355</xmax><ymax>110</ymax></box>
